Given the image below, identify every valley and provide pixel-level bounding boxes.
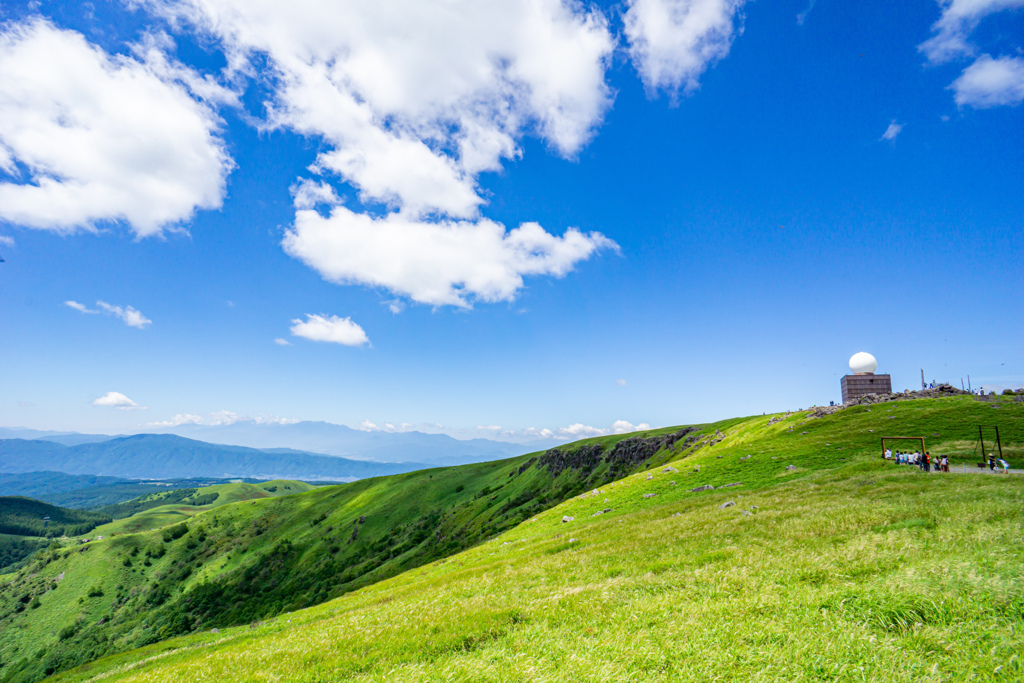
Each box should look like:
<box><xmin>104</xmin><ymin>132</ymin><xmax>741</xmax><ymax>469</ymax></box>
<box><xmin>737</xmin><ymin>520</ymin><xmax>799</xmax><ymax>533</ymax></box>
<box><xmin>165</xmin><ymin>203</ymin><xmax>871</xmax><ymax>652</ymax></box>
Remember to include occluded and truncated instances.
<box><xmin>0</xmin><ymin>395</ymin><xmax>1021</xmax><ymax>682</ymax></box>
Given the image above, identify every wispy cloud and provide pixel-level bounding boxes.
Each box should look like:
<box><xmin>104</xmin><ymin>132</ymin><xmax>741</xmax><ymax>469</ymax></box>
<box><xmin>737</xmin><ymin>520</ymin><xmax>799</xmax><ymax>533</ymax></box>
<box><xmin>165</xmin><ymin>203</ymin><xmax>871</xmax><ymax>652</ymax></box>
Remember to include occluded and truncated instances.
<box><xmin>274</xmin><ymin>337</ymin><xmax>291</xmax><ymax>346</ymax></box>
<box><xmin>615</xmin><ymin>378</ymin><xmax>628</xmax><ymax>386</ymax></box>
<box><xmin>93</xmin><ymin>391</ymin><xmax>145</xmax><ymax>410</ymax></box>
<box><xmin>796</xmin><ymin>0</ymin><xmax>817</xmax><ymax>25</ymax></box>
<box><xmin>65</xmin><ymin>300</ymin><xmax>152</xmax><ymax>328</ymax></box>
<box><xmin>880</xmin><ymin>120</ymin><xmax>903</xmax><ymax>142</ymax></box>
<box><xmin>0</xmin><ymin>235</ymin><xmax>14</xmax><ymax>247</ymax></box>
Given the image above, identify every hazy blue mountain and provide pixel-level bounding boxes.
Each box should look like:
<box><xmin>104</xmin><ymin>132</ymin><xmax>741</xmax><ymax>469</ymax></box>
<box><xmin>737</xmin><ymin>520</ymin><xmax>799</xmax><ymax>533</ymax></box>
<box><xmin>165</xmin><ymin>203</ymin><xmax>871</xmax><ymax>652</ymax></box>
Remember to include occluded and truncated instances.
<box><xmin>0</xmin><ymin>435</ymin><xmax>429</xmax><ymax>481</ymax></box>
<box><xmin>156</xmin><ymin>421</ymin><xmax>533</xmax><ymax>464</ymax></box>
<box><xmin>0</xmin><ymin>427</ymin><xmax>117</xmax><ymax>446</ymax></box>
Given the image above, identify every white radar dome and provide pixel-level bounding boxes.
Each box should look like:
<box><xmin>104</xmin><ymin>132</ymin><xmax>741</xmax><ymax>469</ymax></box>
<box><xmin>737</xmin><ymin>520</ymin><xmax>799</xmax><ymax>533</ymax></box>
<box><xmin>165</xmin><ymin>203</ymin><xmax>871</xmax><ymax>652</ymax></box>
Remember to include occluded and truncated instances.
<box><xmin>849</xmin><ymin>352</ymin><xmax>878</xmax><ymax>374</ymax></box>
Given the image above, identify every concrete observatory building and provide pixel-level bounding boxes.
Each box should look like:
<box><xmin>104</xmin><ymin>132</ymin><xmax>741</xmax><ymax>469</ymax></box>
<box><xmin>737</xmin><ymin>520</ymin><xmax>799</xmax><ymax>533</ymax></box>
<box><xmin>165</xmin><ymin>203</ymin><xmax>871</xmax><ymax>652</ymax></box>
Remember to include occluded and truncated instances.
<box><xmin>840</xmin><ymin>352</ymin><xmax>892</xmax><ymax>404</ymax></box>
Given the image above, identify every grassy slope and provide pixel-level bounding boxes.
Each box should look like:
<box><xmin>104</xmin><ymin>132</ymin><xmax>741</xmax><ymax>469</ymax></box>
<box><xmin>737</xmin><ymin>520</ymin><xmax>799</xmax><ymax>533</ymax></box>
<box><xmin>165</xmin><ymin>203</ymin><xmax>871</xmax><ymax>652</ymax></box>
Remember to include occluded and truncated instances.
<box><xmin>3</xmin><ymin>395</ymin><xmax>1023</xmax><ymax>681</ymax></box>
<box><xmin>87</xmin><ymin>481</ymin><xmax>317</xmax><ymax>536</ymax></box>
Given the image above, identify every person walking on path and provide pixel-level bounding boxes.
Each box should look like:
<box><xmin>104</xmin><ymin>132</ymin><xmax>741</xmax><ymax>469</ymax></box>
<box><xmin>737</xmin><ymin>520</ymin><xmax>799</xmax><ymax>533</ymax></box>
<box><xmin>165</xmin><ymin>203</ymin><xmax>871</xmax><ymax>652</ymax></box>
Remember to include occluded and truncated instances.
<box><xmin>998</xmin><ymin>459</ymin><xmax>1010</xmax><ymax>474</ymax></box>
<box><xmin>989</xmin><ymin>454</ymin><xmax>996</xmax><ymax>471</ymax></box>
<box><xmin>941</xmin><ymin>455</ymin><xmax>949</xmax><ymax>473</ymax></box>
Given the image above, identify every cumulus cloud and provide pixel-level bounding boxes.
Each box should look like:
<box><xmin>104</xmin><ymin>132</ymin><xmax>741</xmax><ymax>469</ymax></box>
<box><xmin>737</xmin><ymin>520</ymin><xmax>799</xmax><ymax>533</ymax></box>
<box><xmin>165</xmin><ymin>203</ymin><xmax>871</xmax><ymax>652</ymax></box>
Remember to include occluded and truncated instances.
<box><xmin>93</xmin><ymin>391</ymin><xmax>145</xmax><ymax>410</ymax></box>
<box><xmin>145</xmin><ymin>0</ymin><xmax>614</xmax><ymax>216</ymax></box>
<box><xmin>951</xmin><ymin>55</ymin><xmax>1024</xmax><ymax>107</ymax></box>
<box><xmin>283</xmin><ymin>201</ymin><xmax>616</xmax><ymax>307</ymax></box>
<box><xmin>624</xmin><ymin>0</ymin><xmax>746</xmax><ymax>96</ymax></box>
<box><xmin>919</xmin><ymin>0</ymin><xmax>1024</xmax><ymax>65</ymax></box>
<box><xmin>290</xmin><ymin>313</ymin><xmax>370</xmax><ymax>346</ymax></box>
<box><xmin>148</xmin><ymin>411</ymin><xmax>298</xmax><ymax>426</ymax></box>
<box><xmin>880</xmin><ymin>120</ymin><xmax>903</xmax><ymax>142</ymax></box>
<box><xmin>65</xmin><ymin>300</ymin><xmax>152</xmax><ymax>328</ymax></box>
<box><xmin>0</xmin><ymin>20</ymin><xmax>233</xmax><ymax>236</ymax></box>
<box><xmin>140</xmin><ymin>0</ymin><xmax>618</xmax><ymax>306</ymax></box>
<box><xmin>359</xmin><ymin>419</ymin><xmax>379</xmax><ymax>432</ymax></box>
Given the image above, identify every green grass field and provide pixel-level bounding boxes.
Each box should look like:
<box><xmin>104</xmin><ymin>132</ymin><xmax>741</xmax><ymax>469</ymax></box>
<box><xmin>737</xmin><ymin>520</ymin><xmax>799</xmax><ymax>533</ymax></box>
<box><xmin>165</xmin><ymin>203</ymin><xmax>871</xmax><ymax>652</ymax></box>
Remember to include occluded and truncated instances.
<box><xmin>1</xmin><ymin>395</ymin><xmax>1021</xmax><ymax>682</ymax></box>
<box><xmin>87</xmin><ymin>480</ymin><xmax>316</xmax><ymax>537</ymax></box>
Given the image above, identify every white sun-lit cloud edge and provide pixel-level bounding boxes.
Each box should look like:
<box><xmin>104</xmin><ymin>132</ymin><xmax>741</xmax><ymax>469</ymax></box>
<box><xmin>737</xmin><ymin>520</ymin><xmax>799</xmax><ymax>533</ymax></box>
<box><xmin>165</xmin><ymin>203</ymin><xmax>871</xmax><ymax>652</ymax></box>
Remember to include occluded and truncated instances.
<box><xmin>147</xmin><ymin>410</ymin><xmax>299</xmax><ymax>427</ymax></box>
<box><xmin>0</xmin><ymin>19</ymin><xmax>233</xmax><ymax>237</ymax></box>
<box><xmin>919</xmin><ymin>0</ymin><xmax>1024</xmax><ymax>109</ymax></box>
<box><xmin>0</xmin><ymin>1</ymin><xmax>752</xmax><ymax>308</ymax></box>
<box><xmin>93</xmin><ymin>391</ymin><xmax>146</xmax><ymax>410</ymax></box>
<box><xmin>65</xmin><ymin>300</ymin><xmax>152</xmax><ymax>328</ymax></box>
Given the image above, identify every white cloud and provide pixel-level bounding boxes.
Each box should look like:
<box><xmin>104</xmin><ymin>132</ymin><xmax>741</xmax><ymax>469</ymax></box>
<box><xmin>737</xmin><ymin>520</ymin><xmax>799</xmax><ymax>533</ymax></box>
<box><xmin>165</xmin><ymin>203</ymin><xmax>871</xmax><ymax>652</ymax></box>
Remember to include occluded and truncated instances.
<box><xmin>0</xmin><ymin>20</ymin><xmax>233</xmax><ymax>236</ymax></box>
<box><xmin>141</xmin><ymin>0</ymin><xmax>619</xmax><ymax>307</ymax></box>
<box><xmin>274</xmin><ymin>337</ymin><xmax>291</xmax><ymax>345</ymax></box>
<box><xmin>283</xmin><ymin>202</ymin><xmax>616</xmax><ymax>307</ymax></box>
<box><xmin>919</xmin><ymin>0</ymin><xmax>1024</xmax><ymax>65</ymax></box>
<box><xmin>624</xmin><ymin>0</ymin><xmax>746</xmax><ymax>96</ymax></box>
<box><xmin>796</xmin><ymin>0</ymin><xmax>817</xmax><ymax>25</ymax></box>
<box><xmin>951</xmin><ymin>55</ymin><xmax>1024</xmax><ymax>107</ymax></box>
<box><xmin>148</xmin><ymin>411</ymin><xmax>298</xmax><ymax>426</ymax></box>
<box><xmin>96</xmin><ymin>301</ymin><xmax>152</xmax><ymax>328</ymax></box>
<box><xmin>93</xmin><ymin>391</ymin><xmax>145</xmax><ymax>410</ymax></box>
<box><xmin>611</xmin><ymin>420</ymin><xmax>652</xmax><ymax>434</ymax></box>
<box><xmin>477</xmin><ymin>425</ymin><xmax>502</xmax><ymax>431</ymax></box>
<box><xmin>615</xmin><ymin>378</ymin><xmax>628</xmax><ymax>386</ymax></box>
<box><xmin>146</xmin><ymin>0</ymin><xmax>614</xmax><ymax>218</ymax></box>
<box><xmin>290</xmin><ymin>313</ymin><xmax>370</xmax><ymax>346</ymax></box>
<box><xmin>880</xmin><ymin>120</ymin><xmax>903</xmax><ymax>142</ymax></box>
<box><xmin>0</xmin><ymin>235</ymin><xmax>13</xmax><ymax>247</ymax></box>
<box><xmin>358</xmin><ymin>419</ymin><xmax>379</xmax><ymax>432</ymax></box>
<box><xmin>65</xmin><ymin>299</ymin><xmax>152</xmax><ymax>328</ymax></box>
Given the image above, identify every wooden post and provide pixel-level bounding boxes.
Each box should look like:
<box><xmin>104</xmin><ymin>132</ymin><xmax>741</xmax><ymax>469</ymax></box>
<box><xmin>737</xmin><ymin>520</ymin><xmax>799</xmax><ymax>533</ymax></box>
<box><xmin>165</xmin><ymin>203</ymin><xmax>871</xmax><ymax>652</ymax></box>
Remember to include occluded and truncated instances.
<box><xmin>979</xmin><ymin>426</ymin><xmax>985</xmax><ymax>462</ymax></box>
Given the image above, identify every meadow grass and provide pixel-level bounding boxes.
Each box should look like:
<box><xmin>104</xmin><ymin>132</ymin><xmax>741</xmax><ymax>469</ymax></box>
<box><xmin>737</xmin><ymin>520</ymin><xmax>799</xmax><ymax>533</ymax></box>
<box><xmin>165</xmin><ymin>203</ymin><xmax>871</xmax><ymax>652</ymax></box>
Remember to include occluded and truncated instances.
<box><xmin>4</xmin><ymin>395</ymin><xmax>1019</xmax><ymax>683</ymax></box>
<box><xmin>39</xmin><ymin>396</ymin><xmax>1024</xmax><ymax>682</ymax></box>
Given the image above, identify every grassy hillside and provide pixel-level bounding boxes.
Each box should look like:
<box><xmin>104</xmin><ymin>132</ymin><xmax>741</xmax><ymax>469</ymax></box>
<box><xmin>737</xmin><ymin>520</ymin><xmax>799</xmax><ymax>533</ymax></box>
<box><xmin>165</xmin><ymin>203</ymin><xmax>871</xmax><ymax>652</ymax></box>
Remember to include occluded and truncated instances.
<box><xmin>0</xmin><ymin>498</ymin><xmax>111</xmax><ymax>539</ymax></box>
<box><xmin>0</xmin><ymin>395</ymin><xmax>1021</xmax><ymax>682</ymax></box>
<box><xmin>51</xmin><ymin>446</ymin><xmax>1024</xmax><ymax>683</ymax></box>
<box><xmin>88</xmin><ymin>480</ymin><xmax>317</xmax><ymax>536</ymax></box>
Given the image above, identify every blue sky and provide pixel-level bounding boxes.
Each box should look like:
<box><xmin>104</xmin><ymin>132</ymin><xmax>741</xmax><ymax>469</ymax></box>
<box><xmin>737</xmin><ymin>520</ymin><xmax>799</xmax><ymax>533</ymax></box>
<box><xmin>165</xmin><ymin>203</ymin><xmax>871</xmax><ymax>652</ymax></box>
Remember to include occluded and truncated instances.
<box><xmin>1</xmin><ymin>0</ymin><xmax>1021</xmax><ymax>442</ymax></box>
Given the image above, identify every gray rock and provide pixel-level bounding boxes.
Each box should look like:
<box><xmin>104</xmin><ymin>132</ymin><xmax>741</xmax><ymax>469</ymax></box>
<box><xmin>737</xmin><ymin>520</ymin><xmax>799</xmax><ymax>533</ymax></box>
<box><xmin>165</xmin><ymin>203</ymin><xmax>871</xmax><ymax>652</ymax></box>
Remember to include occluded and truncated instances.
<box><xmin>603</xmin><ymin>508</ymin><xmax>612</xmax><ymax>513</ymax></box>
<box><xmin>210</xmin><ymin>628</ymin><xmax>219</xmax><ymax>634</ymax></box>
<box><xmin>668</xmin><ymin>481</ymin><xmax>676</xmax><ymax>485</ymax></box>
<box><xmin>719</xmin><ymin>501</ymin><xmax>735</xmax><ymax>509</ymax></box>
<box><xmin>562</xmin><ymin>516</ymin><xmax>575</xmax><ymax>523</ymax></box>
<box><xmin>662</xmin><ymin>467</ymin><xmax>677</xmax><ymax>473</ymax></box>
<box><xmin>691</xmin><ymin>484</ymin><xmax>715</xmax><ymax>492</ymax></box>
<box><xmin>569</xmin><ymin>538</ymin><xmax>577</xmax><ymax>543</ymax></box>
<box><xmin>721</xmin><ymin>482</ymin><xmax>742</xmax><ymax>488</ymax></box>
<box><xmin>643</xmin><ymin>493</ymin><xmax>657</xmax><ymax>499</ymax></box>
<box><xmin>786</xmin><ymin>465</ymin><xmax>797</xmax><ymax>471</ymax></box>
<box><xmin>672</xmin><ymin>512</ymin><xmax>683</xmax><ymax>517</ymax></box>
<box><xmin>741</xmin><ymin>510</ymin><xmax>753</xmax><ymax>516</ymax></box>
<box><xmin>646</xmin><ymin>474</ymin><xmax>653</xmax><ymax>480</ymax></box>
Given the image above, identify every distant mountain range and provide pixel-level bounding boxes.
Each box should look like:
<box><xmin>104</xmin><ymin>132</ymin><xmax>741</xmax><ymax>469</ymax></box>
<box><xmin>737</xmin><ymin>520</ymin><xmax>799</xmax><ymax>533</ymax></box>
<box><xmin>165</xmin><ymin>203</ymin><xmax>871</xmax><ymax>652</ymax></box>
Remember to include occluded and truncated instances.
<box><xmin>0</xmin><ymin>434</ymin><xmax>433</xmax><ymax>481</ymax></box>
<box><xmin>0</xmin><ymin>422</ymin><xmax>551</xmax><ymax>466</ymax></box>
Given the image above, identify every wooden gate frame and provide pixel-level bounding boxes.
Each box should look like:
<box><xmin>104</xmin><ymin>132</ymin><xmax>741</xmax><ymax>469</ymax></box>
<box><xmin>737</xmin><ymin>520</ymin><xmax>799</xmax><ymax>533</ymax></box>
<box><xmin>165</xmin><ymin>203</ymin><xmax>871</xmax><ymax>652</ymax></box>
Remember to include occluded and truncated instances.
<box><xmin>880</xmin><ymin>436</ymin><xmax>926</xmax><ymax>458</ymax></box>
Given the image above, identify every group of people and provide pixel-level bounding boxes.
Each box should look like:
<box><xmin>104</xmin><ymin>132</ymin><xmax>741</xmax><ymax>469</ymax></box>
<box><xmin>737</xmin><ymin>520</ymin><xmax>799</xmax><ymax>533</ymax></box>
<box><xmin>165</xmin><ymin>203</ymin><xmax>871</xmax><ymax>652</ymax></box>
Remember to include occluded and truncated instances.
<box><xmin>884</xmin><ymin>449</ymin><xmax>949</xmax><ymax>472</ymax></box>
<box><xmin>883</xmin><ymin>449</ymin><xmax>1013</xmax><ymax>473</ymax></box>
<box><xmin>988</xmin><ymin>454</ymin><xmax>1012</xmax><ymax>473</ymax></box>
